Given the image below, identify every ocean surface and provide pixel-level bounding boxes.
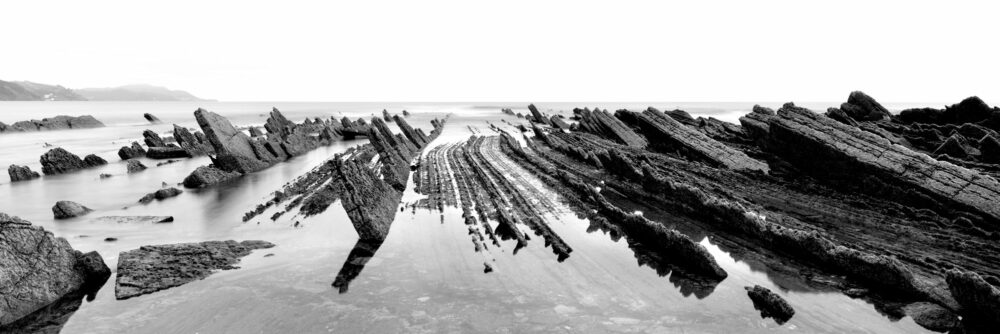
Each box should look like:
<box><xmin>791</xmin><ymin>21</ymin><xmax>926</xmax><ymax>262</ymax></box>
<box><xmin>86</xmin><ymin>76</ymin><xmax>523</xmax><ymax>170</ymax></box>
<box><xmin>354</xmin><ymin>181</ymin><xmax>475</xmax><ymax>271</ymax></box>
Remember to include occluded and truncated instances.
<box><xmin>0</xmin><ymin>101</ymin><xmax>936</xmax><ymax>333</ymax></box>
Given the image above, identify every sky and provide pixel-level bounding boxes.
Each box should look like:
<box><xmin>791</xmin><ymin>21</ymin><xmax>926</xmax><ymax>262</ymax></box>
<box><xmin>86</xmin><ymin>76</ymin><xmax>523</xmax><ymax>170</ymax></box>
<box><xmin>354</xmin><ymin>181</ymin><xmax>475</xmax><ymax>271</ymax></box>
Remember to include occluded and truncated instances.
<box><xmin>1</xmin><ymin>0</ymin><xmax>998</xmax><ymax>103</ymax></box>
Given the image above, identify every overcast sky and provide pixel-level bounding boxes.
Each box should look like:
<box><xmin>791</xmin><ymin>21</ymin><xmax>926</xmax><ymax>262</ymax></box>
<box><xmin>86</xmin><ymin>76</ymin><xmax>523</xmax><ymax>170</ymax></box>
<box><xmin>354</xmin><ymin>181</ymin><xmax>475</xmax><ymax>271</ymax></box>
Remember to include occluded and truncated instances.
<box><xmin>1</xmin><ymin>0</ymin><xmax>997</xmax><ymax>103</ymax></box>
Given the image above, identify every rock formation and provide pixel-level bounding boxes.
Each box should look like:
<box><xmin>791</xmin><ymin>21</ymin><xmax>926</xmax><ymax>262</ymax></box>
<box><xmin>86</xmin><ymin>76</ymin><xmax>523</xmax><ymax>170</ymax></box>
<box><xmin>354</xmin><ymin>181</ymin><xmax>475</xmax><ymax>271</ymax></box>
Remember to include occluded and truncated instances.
<box><xmin>40</xmin><ymin>148</ymin><xmax>106</xmax><ymax>175</ymax></box>
<box><xmin>138</xmin><ymin>187</ymin><xmax>182</xmax><ymax>204</ymax></box>
<box><xmin>528</xmin><ymin>104</ymin><xmax>549</xmax><ymax>125</ymax></box>
<box><xmin>173</xmin><ymin>124</ymin><xmax>213</xmax><ymax>156</ymax></box>
<box><xmin>745</xmin><ymin>285</ymin><xmax>795</xmax><ymax>324</ymax></box>
<box><xmin>182</xmin><ymin>165</ymin><xmax>241</xmax><ymax>188</ymax></box>
<box><xmin>114</xmin><ymin>240</ymin><xmax>274</xmax><ymax>300</ymax></box>
<box><xmin>146</xmin><ymin>146</ymin><xmax>191</xmax><ymax>159</ymax></box>
<box><xmin>0</xmin><ymin>115</ymin><xmax>104</xmax><ymax>133</ymax></box>
<box><xmin>117</xmin><ymin>141</ymin><xmax>146</xmax><ymax>160</ymax></box>
<box><xmin>142</xmin><ymin>129</ymin><xmax>166</xmax><ymax>148</ymax></box>
<box><xmin>52</xmin><ymin>201</ymin><xmax>92</xmax><ymax>219</ymax></box>
<box><xmin>143</xmin><ymin>113</ymin><xmax>161</xmax><ymax>123</ymax></box>
<box><xmin>125</xmin><ymin>159</ymin><xmax>147</xmax><ymax>173</ymax></box>
<box><xmin>946</xmin><ymin>270</ymin><xmax>1000</xmax><ymax>325</ymax></box>
<box><xmin>575</xmin><ymin>108</ymin><xmax>648</xmax><ymax>148</ymax></box>
<box><xmin>8</xmin><ymin>164</ymin><xmax>40</xmax><ymax>182</ymax></box>
<box><xmin>0</xmin><ymin>212</ymin><xmax>110</xmax><ymax>326</ymax></box>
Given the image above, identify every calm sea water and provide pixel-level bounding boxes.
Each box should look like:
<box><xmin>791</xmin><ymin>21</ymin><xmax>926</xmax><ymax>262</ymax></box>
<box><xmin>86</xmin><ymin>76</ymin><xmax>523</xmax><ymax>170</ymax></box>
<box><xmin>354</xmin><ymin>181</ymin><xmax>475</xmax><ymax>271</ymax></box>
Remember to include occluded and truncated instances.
<box><xmin>0</xmin><ymin>102</ymin><xmax>934</xmax><ymax>333</ymax></box>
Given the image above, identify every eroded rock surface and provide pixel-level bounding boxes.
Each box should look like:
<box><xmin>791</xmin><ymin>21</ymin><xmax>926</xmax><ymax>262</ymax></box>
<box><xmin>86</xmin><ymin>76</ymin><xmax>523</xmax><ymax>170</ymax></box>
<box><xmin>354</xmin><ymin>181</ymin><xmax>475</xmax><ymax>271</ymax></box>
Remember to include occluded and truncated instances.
<box><xmin>114</xmin><ymin>240</ymin><xmax>274</xmax><ymax>300</ymax></box>
<box><xmin>0</xmin><ymin>212</ymin><xmax>110</xmax><ymax>326</ymax></box>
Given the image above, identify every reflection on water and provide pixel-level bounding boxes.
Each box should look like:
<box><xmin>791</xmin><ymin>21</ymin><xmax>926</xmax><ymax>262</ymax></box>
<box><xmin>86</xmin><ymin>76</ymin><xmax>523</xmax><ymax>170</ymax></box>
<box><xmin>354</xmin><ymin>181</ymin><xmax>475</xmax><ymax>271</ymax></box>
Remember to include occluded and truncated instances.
<box><xmin>333</xmin><ymin>238</ymin><xmax>386</xmax><ymax>294</ymax></box>
<box><xmin>0</xmin><ymin>102</ymin><xmax>939</xmax><ymax>333</ymax></box>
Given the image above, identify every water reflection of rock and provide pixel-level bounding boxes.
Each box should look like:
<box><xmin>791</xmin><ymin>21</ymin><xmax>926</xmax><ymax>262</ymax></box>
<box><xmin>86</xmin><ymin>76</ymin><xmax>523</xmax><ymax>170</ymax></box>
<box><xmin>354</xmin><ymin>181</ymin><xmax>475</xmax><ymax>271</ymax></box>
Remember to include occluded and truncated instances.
<box><xmin>587</xmin><ymin>216</ymin><xmax>720</xmax><ymax>299</ymax></box>
<box><xmin>332</xmin><ymin>238</ymin><xmax>385</xmax><ymax>294</ymax></box>
<box><xmin>0</xmin><ymin>272</ymin><xmax>109</xmax><ymax>334</ymax></box>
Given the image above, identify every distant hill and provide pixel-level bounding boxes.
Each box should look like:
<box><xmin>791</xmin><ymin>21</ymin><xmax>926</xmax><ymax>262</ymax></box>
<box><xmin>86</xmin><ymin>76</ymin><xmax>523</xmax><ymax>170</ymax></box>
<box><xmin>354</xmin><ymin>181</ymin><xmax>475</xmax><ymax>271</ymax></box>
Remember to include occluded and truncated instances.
<box><xmin>0</xmin><ymin>79</ymin><xmax>211</xmax><ymax>101</ymax></box>
<box><xmin>76</xmin><ymin>84</ymin><xmax>211</xmax><ymax>101</ymax></box>
<box><xmin>0</xmin><ymin>80</ymin><xmax>86</xmax><ymax>101</ymax></box>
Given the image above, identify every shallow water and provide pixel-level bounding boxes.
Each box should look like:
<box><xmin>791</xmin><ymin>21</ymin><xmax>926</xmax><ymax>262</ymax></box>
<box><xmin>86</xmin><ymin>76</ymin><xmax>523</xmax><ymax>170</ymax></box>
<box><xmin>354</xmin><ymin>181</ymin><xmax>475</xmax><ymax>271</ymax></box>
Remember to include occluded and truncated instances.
<box><xmin>0</xmin><ymin>102</ymin><xmax>934</xmax><ymax>333</ymax></box>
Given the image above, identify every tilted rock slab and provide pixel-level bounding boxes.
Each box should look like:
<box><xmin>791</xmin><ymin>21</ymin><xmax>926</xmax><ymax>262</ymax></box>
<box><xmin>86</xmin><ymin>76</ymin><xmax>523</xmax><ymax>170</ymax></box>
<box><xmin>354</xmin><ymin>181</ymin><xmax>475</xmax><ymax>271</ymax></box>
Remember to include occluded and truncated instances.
<box><xmin>114</xmin><ymin>240</ymin><xmax>274</xmax><ymax>300</ymax></box>
<box><xmin>0</xmin><ymin>213</ymin><xmax>110</xmax><ymax>326</ymax></box>
<box><xmin>746</xmin><ymin>103</ymin><xmax>1000</xmax><ymax>224</ymax></box>
<box><xmin>622</xmin><ymin>107</ymin><xmax>768</xmax><ymax>172</ymax></box>
<box><xmin>195</xmin><ymin>108</ymin><xmax>271</xmax><ymax>173</ymax></box>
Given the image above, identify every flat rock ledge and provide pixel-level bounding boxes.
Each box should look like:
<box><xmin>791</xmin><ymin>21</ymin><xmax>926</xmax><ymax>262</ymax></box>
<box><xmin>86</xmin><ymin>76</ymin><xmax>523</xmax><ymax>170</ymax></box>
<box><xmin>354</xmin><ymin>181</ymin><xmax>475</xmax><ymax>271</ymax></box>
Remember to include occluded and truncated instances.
<box><xmin>745</xmin><ymin>285</ymin><xmax>795</xmax><ymax>325</ymax></box>
<box><xmin>0</xmin><ymin>212</ymin><xmax>110</xmax><ymax>327</ymax></box>
<box><xmin>114</xmin><ymin>240</ymin><xmax>275</xmax><ymax>300</ymax></box>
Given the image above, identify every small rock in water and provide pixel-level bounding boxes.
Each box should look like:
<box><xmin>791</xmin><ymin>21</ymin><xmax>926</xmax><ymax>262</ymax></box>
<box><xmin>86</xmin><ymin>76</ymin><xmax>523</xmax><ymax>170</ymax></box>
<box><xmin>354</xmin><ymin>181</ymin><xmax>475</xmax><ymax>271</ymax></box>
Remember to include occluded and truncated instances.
<box><xmin>104</xmin><ymin>237</ymin><xmax>118</xmax><ymax>242</ymax></box>
<box><xmin>7</xmin><ymin>164</ymin><xmax>40</xmax><ymax>182</ymax></box>
<box><xmin>143</xmin><ymin>113</ymin><xmax>161</xmax><ymax>124</ymax></box>
<box><xmin>483</xmin><ymin>262</ymin><xmax>493</xmax><ymax>273</ymax></box>
<box><xmin>138</xmin><ymin>187</ymin><xmax>182</xmax><ymax>204</ymax></box>
<box><xmin>52</xmin><ymin>201</ymin><xmax>93</xmax><ymax>219</ymax></box>
<box><xmin>125</xmin><ymin>159</ymin><xmax>147</xmax><ymax>173</ymax></box>
<box><xmin>745</xmin><ymin>285</ymin><xmax>795</xmax><ymax>325</ymax></box>
<box><xmin>99</xmin><ymin>173</ymin><xmax>113</xmax><ymax>179</ymax></box>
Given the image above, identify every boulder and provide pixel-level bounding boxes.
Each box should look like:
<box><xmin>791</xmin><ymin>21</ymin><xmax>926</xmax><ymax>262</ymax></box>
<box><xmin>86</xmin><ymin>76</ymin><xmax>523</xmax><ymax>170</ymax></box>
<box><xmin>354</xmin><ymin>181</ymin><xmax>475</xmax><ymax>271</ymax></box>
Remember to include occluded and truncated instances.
<box><xmin>195</xmin><ymin>108</ymin><xmax>270</xmax><ymax>173</ymax></box>
<box><xmin>146</xmin><ymin>146</ymin><xmax>192</xmax><ymax>159</ymax></box>
<box><xmin>182</xmin><ymin>166</ymin><xmax>240</xmax><ymax>188</ymax></box>
<box><xmin>39</xmin><ymin>148</ymin><xmax>88</xmax><ymax>175</ymax></box>
<box><xmin>114</xmin><ymin>240</ymin><xmax>274</xmax><ymax>300</ymax></box>
<box><xmin>951</xmin><ymin>96</ymin><xmax>994</xmax><ymax>123</ymax></box>
<box><xmin>902</xmin><ymin>302</ymin><xmax>958</xmax><ymax>332</ymax></box>
<box><xmin>52</xmin><ymin>201</ymin><xmax>92</xmax><ymax>219</ymax></box>
<box><xmin>138</xmin><ymin>187</ymin><xmax>182</xmax><ymax>204</ymax></box>
<box><xmin>83</xmin><ymin>154</ymin><xmax>107</xmax><ymax>167</ymax></box>
<box><xmin>8</xmin><ymin>164</ymin><xmax>40</xmax><ymax>182</ymax></box>
<box><xmin>980</xmin><ymin>135</ymin><xmax>1000</xmax><ymax>163</ymax></box>
<box><xmin>745</xmin><ymin>285</ymin><xmax>795</xmax><ymax>325</ymax></box>
<box><xmin>0</xmin><ymin>212</ymin><xmax>110</xmax><ymax>326</ymax></box>
<box><xmin>142</xmin><ymin>129</ymin><xmax>166</xmax><ymax>148</ymax></box>
<box><xmin>946</xmin><ymin>269</ymin><xmax>1000</xmax><ymax>324</ymax></box>
<box><xmin>143</xmin><ymin>113</ymin><xmax>161</xmax><ymax>124</ymax></box>
<box><xmin>117</xmin><ymin>141</ymin><xmax>146</xmax><ymax>160</ymax></box>
<box><xmin>125</xmin><ymin>160</ymin><xmax>147</xmax><ymax>173</ymax></box>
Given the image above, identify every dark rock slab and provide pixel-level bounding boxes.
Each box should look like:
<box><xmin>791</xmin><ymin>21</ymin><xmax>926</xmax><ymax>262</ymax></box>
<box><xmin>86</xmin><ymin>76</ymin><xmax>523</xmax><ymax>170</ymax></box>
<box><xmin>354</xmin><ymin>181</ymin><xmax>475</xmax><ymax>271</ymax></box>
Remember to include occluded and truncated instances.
<box><xmin>83</xmin><ymin>154</ymin><xmax>107</xmax><ymax>167</ymax></box>
<box><xmin>182</xmin><ymin>166</ymin><xmax>240</xmax><ymax>188</ymax></box>
<box><xmin>52</xmin><ymin>201</ymin><xmax>92</xmax><ymax>219</ymax></box>
<box><xmin>173</xmin><ymin>124</ymin><xmax>212</xmax><ymax>156</ymax></box>
<box><xmin>840</xmin><ymin>91</ymin><xmax>891</xmax><ymax>121</ymax></box>
<box><xmin>138</xmin><ymin>187</ymin><xmax>182</xmax><ymax>204</ymax></box>
<box><xmin>394</xmin><ymin>114</ymin><xmax>426</xmax><ymax>148</ymax></box>
<box><xmin>745</xmin><ymin>103</ymin><xmax>1000</xmax><ymax>224</ymax></box>
<box><xmin>933</xmin><ymin>134</ymin><xmax>974</xmax><ymax>159</ymax></box>
<box><xmin>0</xmin><ymin>212</ymin><xmax>110</xmax><ymax>326</ymax></box>
<box><xmin>0</xmin><ymin>115</ymin><xmax>104</xmax><ymax>133</ymax></box>
<box><xmin>114</xmin><ymin>240</ymin><xmax>274</xmax><ymax>300</ymax></box>
<box><xmin>333</xmin><ymin>151</ymin><xmax>404</xmax><ymax>240</ymax></box>
<box><xmin>980</xmin><ymin>135</ymin><xmax>1000</xmax><ymax>163</ymax></box>
<box><xmin>125</xmin><ymin>159</ymin><xmax>147</xmax><ymax>173</ymax></box>
<box><xmin>577</xmin><ymin>108</ymin><xmax>648</xmax><ymax>148</ymax></box>
<box><xmin>89</xmin><ymin>216</ymin><xmax>174</xmax><ymax>224</ymax></box>
<box><xmin>40</xmin><ymin>148</ymin><xmax>89</xmax><ymax>175</ymax></box>
<box><xmin>528</xmin><ymin>104</ymin><xmax>549</xmax><ymax>125</ymax></box>
<box><xmin>745</xmin><ymin>285</ymin><xmax>795</xmax><ymax>324</ymax></box>
<box><xmin>621</xmin><ymin>107</ymin><xmax>768</xmax><ymax>172</ymax></box>
<box><xmin>195</xmin><ymin>108</ymin><xmax>270</xmax><ymax>173</ymax></box>
<box><xmin>143</xmin><ymin>113</ymin><xmax>161</xmax><ymax>124</ymax></box>
<box><xmin>263</xmin><ymin>107</ymin><xmax>295</xmax><ymax>139</ymax></box>
<box><xmin>8</xmin><ymin>164</ymin><xmax>40</xmax><ymax>182</ymax></box>
<box><xmin>248</xmin><ymin>126</ymin><xmax>264</xmax><ymax>137</ymax></box>
<box><xmin>142</xmin><ymin>129</ymin><xmax>166</xmax><ymax>148</ymax></box>
<box><xmin>550</xmin><ymin>115</ymin><xmax>570</xmax><ymax>130</ymax></box>
<box><xmin>146</xmin><ymin>146</ymin><xmax>192</xmax><ymax>159</ymax></box>
<box><xmin>117</xmin><ymin>141</ymin><xmax>146</xmax><ymax>160</ymax></box>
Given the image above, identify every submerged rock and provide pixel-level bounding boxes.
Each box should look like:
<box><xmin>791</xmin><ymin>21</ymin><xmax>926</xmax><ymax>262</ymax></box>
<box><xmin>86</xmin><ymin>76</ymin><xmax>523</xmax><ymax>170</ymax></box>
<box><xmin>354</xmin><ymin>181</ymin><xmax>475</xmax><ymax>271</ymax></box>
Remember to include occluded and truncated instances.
<box><xmin>745</xmin><ymin>285</ymin><xmax>795</xmax><ymax>324</ymax></box>
<box><xmin>117</xmin><ymin>141</ymin><xmax>147</xmax><ymax>160</ymax></box>
<box><xmin>89</xmin><ymin>216</ymin><xmax>174</xmax><ymax>224</ymax></box>
<box><xmin>146</xmin><ymin>146</ymin><xmax>191</xmax><ymax>159</ymax></box>
<box><xmin>8</xmin><ymin>164</ymin><xmax>40</xmax><ymax>182</ymax></box>
<box><xmin>143</xmin><ymin>113</ymin><xmax>161</xmax><ymax>124</ymax></box>
<box><xmin>125</xmin><ymin>159</ymin><xmax>147</xmax><ymax>173</ymax></box>
<box><xmin>0</xmin><ymin>212</ymin><xmax>110</xmax><ymax>326</ymax></box>
<box><xmin>114</xmin><ymin>240</ymin><xmax>274</xmax><ymax>300</ymax></box>
<box><xmin>52</xmin><ymin>201</ymin><xmax>92</xmax><ymax>219</ymax></box>
<box><xmin>182</xmin><ymin>165</ymin><xmax>240</xmax><ymax>188</ymax></box>
<box><xmin>138</xmin><ymin>187</ymin><xmax>182</xmax><ymax>204</ymax></box>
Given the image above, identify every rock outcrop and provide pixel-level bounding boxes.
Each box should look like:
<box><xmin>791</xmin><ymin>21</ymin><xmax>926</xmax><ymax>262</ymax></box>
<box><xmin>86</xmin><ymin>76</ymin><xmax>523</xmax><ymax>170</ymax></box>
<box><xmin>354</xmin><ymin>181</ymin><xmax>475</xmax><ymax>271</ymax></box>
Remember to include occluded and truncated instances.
<box><xmin>142</xmin><ymin>129</ymin><xmax>166</xmax><ymax>148</ymax></box>
<box><xmin>182</xmin><ymin>166</ymin><xmax>241</xmax><ymax>188</ymax></box>
<box><xmin>40</xmin><ymin>148</ymin><xmax>106</xmax><ymax>175</ymax></box>
<box><xmin>575</xmin><ymin>108</ymin><xmax>648</xmax><ymax>148</ymax></box>
<box><xmin>742</xmin><ymin>103</ymin><xmax>1000</xmax><ymax>225</ymax></box>
<box><xmin>0</xmin><ymin>115</ymin><xmax>104</xmax><ymax>133</ymax></box>
<box><xmin>117</xmin><ymin>141</ymin><xmax>146</xmax><ymax>160</ymax></box>
<box><xmin>138</xmin><ymin>187</ymin><xmax>182</xmax><ymax>204</ymax></box>
<box><xmin>8</xmin><ymin>164</ymin><xmax>40</xmax><ymax>182</ymax></box>
<box><xmin>618</xmin><ymin>107</ymin><xmax>768</xmax><ymax>172</ymax></box>
<box><xmin>745</xmin><ymin>285</ymin><xmax>795</xmax><ymax>324</ymax></box>
<box><xmin>114</xmin><ymin>240</ymin><xmax>274</xmax><ymax>300</ymax></box>
<box><xmin>528</xmin><ymin>104</ymin><xmax>549</xmax><ymax>125</ymax></box>
<box><xmin>0</xmin><ymin>213</ymin><xmax>110</xmax><ymax>326</ymax></box>
<box><xmin>125</xmin><ymin>159</ymin><xmax>147</xmax><ymax>173</ymax></box>
<box><xmin>946</xmin><ymin>270</ymin><xmax>1000</xmax><ymax>325</ymax></box>
<box><xmin>143</xmin><ymin>113</ymin><xmax>161</xmax><ymax>123</ymax></box>
<box><xmin>173</xmin><ymin>124</ymin><xmax>213</xmax><ymax>156</ymax></box>
<box><xmin>52</xmin><ymin>201</ymin><xmax>92</xmax><ymax>219</ymax></box>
